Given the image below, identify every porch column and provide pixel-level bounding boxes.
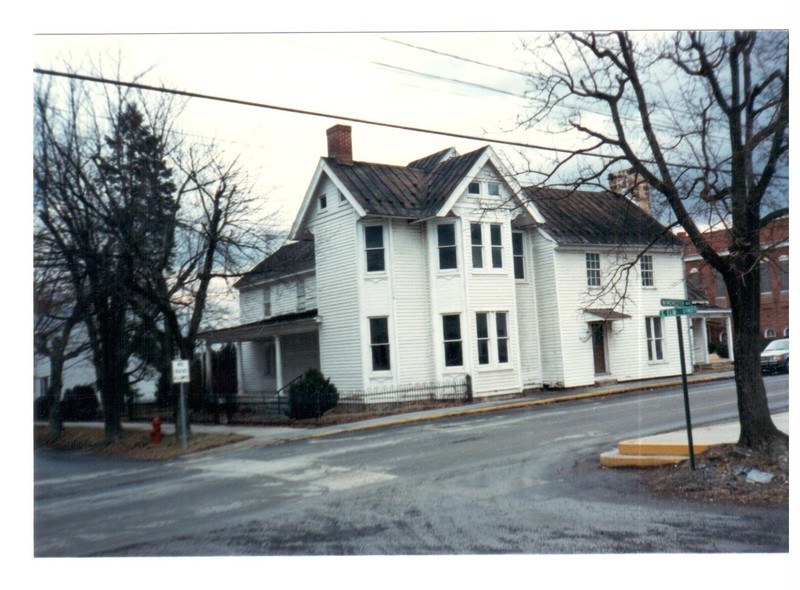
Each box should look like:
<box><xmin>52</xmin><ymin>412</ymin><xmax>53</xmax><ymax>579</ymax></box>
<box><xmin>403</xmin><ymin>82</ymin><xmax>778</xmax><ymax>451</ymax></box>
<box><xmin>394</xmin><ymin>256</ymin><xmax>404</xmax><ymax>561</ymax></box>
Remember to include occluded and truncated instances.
<box><xmin>275</xmin><ymin>336</ymin><xmax>283</xmax><ymax>392</ymax></box>
<box><xmin>725</xmin><ymin>316</ymin><xmax>735</xmax><ymax>362</ymax></box>
<box><xmin>235</xmin><ymin>341</ymin><xmax>244</xmax><ymax>395</ymax></box>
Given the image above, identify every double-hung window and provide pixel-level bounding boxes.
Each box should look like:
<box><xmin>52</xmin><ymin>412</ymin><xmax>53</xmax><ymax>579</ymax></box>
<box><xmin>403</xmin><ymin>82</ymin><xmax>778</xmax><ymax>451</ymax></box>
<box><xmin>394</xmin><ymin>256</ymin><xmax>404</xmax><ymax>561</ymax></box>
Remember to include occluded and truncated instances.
<box><xmin>470</xmin><ymin>223</ymin><xmax>484</xmax><ymax>269</ymax></box>
<box><xmin>437</xmin><ymin>223</ymin><xmax>458</xmax><ymax>270</ymax></box>
<box><xmin>512</xmin><ymin>232</ymin><xmax>525</xmax><ymax>279</ymax></box>
<box><xmin>475</xmin><ymin>312</ymin><xmax>510</xmax><ymax>365</ymax></box>
<box><xmin>586</xmin><ymin>253</ymin><xmax>601</xmax><ymax>287</ymax></box>
<box><xmin>640</xmin><ymin>254</ymin><xmax>654</xmax><ymax>287</ymax></box>
<box><xmin>645</xmin><ymin>316</ymin><xmax>664</xmax><ymax>361</ymax></box>
<box><xmin>369</xmin><ymin>317</ymin><xmax>391</xmax><ymax>371</ymax></box>
<box><xmin>263</xmin><ymin>287</ymin><xmax>271</xmax><ymax>317</ymax></box>
<box><xmin>442</xmin><ymin>314</ymin><xmax>463</xmax><ymax>367</ymax></box>
<box><xmin>365</xmin><ymin>225</ymin><xmax>385</xmax><ymax>273</ymax></box>
<box><xmin>490</xmin><ymin>224</ymin><xmax>503</xmax><ymax>269</ymax></box>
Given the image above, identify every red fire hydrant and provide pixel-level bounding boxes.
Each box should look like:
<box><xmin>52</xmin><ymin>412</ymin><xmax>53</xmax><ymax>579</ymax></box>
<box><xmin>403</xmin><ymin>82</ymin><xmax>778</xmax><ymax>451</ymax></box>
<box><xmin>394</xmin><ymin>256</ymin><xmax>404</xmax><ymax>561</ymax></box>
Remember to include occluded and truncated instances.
<box><xmin>150</xmin><ymin>416</ymin><xmax>162</xmax><ymax>445</ymax></box>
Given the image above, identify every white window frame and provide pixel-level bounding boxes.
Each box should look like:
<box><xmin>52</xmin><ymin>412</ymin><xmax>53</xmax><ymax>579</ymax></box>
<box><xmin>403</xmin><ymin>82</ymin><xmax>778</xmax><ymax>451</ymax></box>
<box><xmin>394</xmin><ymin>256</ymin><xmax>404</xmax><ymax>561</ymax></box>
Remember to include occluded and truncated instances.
<box><xmin>442</xmin><ymin>314</ymin><xmax>463</xmax><ymax>368</ymax></box>
<box><xmin>475</xmin><ymin>311</ymin><xmax>510</xmax><ymax>367</ymax></box>
<box><xmin>263</xmin><ymin>286</ymin><xmax>271</xmax><ymax>318</ymax></box>
<box><xmin>645</xmin><ymin>316</ymin><xmax>664</xmax><ymax>362</ymax></box>
<box><xmin>640</xmin><ymin>254</ymin><xmax>654</xmax><ymax>287</ymax></box>
<box><xmin>364</xmin><ymin>224</ymin><xmax>386</xmax><ymax>273</ymax></box>
<box><xmin>318</xmin><ymin>192</ymin><xmax>328</xmax><ymax>211</ymax></box>
<box><xmin>470</xmin><ymin>223</ymin><xmax>484</xmax><ymax>269</ymax></box>
<box><xmin>487</xmin><ymin>182</ymin><xmax>501</xmax><ymax>197</ymax></box>
<box><xmin>468</xmin><ymin>182</ymin><xmax>481</xmax><ymax>195</ymax></box>
<box><xmin>512</xmin><ymin>231</ymin><xmax>525</xmax><ymax>280</ymax></box>
<box><xmin>764</xmin><ymin>328</ymin><xmax>776</xmax><ymax>339</ymax></box>
<box><xmin>437</xmin><ymin>222</ymin><xmax>458</xmax><ymax>271</ymax></box>
<box><xmin>586</xmin><ymin>253</ymin><xmax>601</xmax><ymax>287</ymax></box>
<box><xmin>369</xmin><ymin>317</ymin><xmax>391</xmax><ymax>372</ymax></box>
<box><xmin>490</xmin><ymin>224</ymin><xmax>503</xmax><ymax>269</ymax></box>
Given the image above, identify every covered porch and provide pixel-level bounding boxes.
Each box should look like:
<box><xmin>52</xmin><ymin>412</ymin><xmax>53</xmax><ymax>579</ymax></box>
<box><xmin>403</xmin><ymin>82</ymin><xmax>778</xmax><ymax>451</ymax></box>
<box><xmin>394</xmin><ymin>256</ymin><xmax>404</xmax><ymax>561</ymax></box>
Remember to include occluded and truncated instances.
<box><xmin>199</xmin><ymin>310</ymin><xmax>321</xmax><ymax>400</ymax></box>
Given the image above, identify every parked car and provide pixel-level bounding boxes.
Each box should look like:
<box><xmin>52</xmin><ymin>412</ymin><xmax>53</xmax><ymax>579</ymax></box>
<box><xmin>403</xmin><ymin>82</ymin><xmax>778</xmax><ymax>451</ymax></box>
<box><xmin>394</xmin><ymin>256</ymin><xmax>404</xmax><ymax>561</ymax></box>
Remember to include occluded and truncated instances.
<box><xmin>760</xmin><ymin>338</ymin><xmax>789</xmax><ymax>374</ymax></box>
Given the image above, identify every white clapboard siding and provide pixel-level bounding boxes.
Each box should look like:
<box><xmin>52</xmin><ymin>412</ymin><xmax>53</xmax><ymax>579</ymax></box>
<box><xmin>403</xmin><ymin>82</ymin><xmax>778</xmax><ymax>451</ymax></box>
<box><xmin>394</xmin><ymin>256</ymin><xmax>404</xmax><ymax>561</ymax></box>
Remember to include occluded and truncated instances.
<box><xmin>514</xmin><ymin>231</ymin><xmax>543</xmax><ymax>389</ymax></box>
<box><xmin>531</xmin><ymin>231</ymin><xmax>566</xmax><ymax>387</ymax></box>
<box><xmin>310</xmin><ymin>179</ymin><xmax>363</xmax><ymax>392</ymax></box>
<box><xmin>387</xmin><ymin>219</ymin><xmax>435</xmax><ymax>386</ymax></box>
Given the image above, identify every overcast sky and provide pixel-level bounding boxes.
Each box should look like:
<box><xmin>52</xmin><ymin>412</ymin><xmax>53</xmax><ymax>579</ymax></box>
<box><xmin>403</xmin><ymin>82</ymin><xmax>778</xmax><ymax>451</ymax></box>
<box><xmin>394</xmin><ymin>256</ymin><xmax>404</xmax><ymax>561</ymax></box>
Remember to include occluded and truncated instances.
<box><xmin>33</xmin><ymin>31</ymin><xmax>549</xmax><ymax>228</ymax></box>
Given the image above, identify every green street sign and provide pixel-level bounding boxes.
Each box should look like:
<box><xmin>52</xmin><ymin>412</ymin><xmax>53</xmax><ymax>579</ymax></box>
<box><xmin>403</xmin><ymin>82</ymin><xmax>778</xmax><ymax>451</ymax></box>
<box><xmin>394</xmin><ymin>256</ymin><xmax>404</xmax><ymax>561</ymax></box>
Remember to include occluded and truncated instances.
<box><xmin>660</xmin><ymin>298</ymin><xmax>692</xmax><ymax>307</ymax></box>
<box><xmin>660</xmin><ymin>306</ymin><xmax>697</xmax><ymax>317</ymax></box>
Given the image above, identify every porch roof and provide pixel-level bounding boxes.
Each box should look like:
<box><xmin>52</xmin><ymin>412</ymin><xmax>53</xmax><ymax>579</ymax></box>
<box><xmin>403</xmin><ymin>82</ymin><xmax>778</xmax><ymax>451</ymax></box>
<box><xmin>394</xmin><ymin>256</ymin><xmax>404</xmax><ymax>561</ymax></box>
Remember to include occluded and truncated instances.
<box><xmin>583</xmin><ymin>308</ymin><xmax>632</xmax><ymax>321</ymax></box>
<box><xmin>199</xmin><ymin>309</ymin><xmax>319</xmax><ymax>344</ymax></box>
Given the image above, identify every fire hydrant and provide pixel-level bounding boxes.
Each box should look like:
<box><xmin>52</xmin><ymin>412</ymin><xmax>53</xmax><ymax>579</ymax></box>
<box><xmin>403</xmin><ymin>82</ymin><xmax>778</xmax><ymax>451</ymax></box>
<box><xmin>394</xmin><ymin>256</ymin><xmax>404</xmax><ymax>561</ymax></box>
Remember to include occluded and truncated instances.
<box><xmin>150</xmin><ymin>416</ymin><xmax>162</xmax><ymax>445</ymax></box>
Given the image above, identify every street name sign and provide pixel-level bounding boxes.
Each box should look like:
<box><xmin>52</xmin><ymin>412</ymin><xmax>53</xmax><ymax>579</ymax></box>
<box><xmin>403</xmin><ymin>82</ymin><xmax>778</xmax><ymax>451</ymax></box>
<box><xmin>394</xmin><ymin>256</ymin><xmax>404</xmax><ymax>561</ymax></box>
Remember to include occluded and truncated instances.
<box><xmin>660</xmin><ymin>298</ymin><xmax>692</xmax><ymax>307</ymax></box>
<box><xmin>660</xmin><ymin>306</ymin><xmax>697</xmax><ymax>317</ymax></box>
<box><xmin>171</xmin><ymin>359</ymin><xmax>191</xmax><ymax>384</ymax></box>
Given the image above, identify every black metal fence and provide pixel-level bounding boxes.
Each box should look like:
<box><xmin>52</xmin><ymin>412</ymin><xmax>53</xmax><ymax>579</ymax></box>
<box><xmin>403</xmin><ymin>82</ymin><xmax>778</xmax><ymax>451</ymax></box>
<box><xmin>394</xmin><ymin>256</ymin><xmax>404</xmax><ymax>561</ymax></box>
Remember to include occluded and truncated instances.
<box><xmin>127</xmin><ymin>376</ymin><xmax>472</xmax><ymax>425</ymax></box>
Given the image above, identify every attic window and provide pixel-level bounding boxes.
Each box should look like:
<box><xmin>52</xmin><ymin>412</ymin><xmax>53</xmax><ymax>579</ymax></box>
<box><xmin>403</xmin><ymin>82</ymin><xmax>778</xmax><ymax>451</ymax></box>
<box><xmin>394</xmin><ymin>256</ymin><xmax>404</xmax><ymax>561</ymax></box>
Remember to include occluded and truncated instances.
<box><xmin>487</xmin><ymin>182</ymin><xmax>500</xmax><ymax>196</ymax></box>
<box><xmin>318</xmin><ymin>193</ymin><xmax>327</xmax><ymax>210</ymax></box>
<box><xmin>468</xmin><ymin>182</ymin><xmax>480</xmax><ymax>195</ymax></box>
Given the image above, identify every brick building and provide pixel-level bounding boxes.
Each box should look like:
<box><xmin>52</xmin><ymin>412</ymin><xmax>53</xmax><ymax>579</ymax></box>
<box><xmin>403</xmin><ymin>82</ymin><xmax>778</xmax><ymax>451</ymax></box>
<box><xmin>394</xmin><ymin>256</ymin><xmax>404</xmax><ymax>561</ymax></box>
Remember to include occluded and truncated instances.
<box><xmin>680</xmin><ymin>216</ymin><xmax>789</xmax><ymax>353</ymax></box>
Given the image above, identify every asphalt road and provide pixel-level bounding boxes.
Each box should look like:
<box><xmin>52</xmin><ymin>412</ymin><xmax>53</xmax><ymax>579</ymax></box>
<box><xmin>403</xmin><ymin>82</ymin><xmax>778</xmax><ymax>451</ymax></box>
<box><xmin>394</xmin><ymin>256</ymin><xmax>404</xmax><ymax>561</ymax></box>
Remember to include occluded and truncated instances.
<box><xmin>34</xmin><ymin>374</ymin><xmax>789</xmax><ymax>556</ymax></box>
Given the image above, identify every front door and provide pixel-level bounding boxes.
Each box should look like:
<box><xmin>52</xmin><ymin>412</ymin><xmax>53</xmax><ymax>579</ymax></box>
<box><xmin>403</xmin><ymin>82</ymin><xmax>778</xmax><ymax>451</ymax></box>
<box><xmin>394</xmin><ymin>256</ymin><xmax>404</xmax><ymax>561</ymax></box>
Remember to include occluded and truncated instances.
<box><xmin>591</xmin><ymin>323</ymin><xmax>607</xmax><ymax>374</ymax></box>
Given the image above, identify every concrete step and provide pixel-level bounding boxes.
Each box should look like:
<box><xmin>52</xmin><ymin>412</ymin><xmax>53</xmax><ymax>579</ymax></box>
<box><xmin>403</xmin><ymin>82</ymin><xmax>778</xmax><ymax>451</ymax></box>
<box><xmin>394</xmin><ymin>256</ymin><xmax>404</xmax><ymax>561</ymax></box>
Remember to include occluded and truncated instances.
<box><xmin>599</xmin><ymin>449</ymin><xmax>688</xmax><ymax>468</ymax></box>
<box><xmin>617</xmin><ymin>439</ymin><xmax>714</xmax><ymax>456</ymax></box>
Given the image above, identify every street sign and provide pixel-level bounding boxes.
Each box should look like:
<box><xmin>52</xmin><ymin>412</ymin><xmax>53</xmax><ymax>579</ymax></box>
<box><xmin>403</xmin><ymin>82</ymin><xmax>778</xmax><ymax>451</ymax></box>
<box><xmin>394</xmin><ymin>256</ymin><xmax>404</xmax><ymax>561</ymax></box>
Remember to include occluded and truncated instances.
<box><xmin>660</xmin><ymin>298</ymin><xmax>692</xmax><ymax>307</ymax></box>
<box><xmin>171</xmin><ymin>359</ymin><xmax>191</xmax><ymax>384</ymax></box>
<box><xmin>660</xmin><ymin>306</ymin><xmax>697</xmax><ymax>317</ymax></box>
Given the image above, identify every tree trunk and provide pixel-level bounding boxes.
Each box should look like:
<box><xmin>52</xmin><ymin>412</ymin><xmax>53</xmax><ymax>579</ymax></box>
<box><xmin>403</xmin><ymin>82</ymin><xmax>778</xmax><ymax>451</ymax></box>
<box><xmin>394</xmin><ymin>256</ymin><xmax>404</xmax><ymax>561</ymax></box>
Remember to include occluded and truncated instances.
<box><xmin>47</xmin><ymin>352</ymin><xmax>65</xmax><ymax>437</ymax></box>
<box><xmin>726</xmin><ymin>268</ymin><xmax>787</xmax><ymax>454</ymax></box>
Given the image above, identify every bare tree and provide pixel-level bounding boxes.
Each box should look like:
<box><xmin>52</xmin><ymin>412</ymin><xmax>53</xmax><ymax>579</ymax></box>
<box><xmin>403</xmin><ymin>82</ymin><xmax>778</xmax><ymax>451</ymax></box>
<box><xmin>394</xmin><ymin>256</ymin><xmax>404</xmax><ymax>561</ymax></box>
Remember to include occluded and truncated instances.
<box><xmin>520</xmin><ymin>31</ymin><xmax>788</xmax><ymax>454</ymax></box>
<box><xmin>34</xmin><ymin>57</ymin><xmax>276</xmax><ymax>441</ymax></box>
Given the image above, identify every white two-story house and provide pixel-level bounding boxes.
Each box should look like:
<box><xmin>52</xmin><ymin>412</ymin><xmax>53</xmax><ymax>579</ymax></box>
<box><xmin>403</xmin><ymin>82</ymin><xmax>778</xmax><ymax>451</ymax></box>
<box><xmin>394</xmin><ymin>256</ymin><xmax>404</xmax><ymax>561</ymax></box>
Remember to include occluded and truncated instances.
<box><xmin>200</xmin><ymin>125</ymin><xmax>690</xmax><ymax>399</ymax></box>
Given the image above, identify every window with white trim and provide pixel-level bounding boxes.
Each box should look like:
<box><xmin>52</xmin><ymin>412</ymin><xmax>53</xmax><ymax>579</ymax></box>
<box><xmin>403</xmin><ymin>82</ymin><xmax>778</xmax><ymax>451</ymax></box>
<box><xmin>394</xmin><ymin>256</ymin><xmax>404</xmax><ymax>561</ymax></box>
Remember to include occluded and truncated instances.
<box><xmin>586</xmin><ymin>253</ymin><xmax>601</xmax><ymax>287</ymax></box>
<box><xmin>765</xmin><ymin>328</ymin><xmax>776</xmax><ymax>339</ymax></box>
<box><xmin>369</xmin><ymin>317</ymin><xmax>391</xmax><ymax>371</ymax></box>
<box><xmin>490</xmin><ymin>224</ymin><xmax>503</xmax><ymax>269</ymax></box>
<box><xmin>475</xmin><ymin>312</ymin><xmax>510</xmax><ymax>365</ymax></box>
<box><xmin>760</xmin><ymin>262</ymin><xmax>771</xmax><ymax>294</ymax></box>
<box><xmin>364</xmin><ymin>225</ymin><xmax>385</xmax><ymax>273</ymax></box>
<box><xmin>470</xmin><ymin>223</ymin><xmax>483</xmax><ymax>269</ymax></box>
<box><xmin>442</xmin><ymin>314</ymin><xmax>463</xmax><ymax>367</ymax></box>
<box><xmin>263</xmin><ymin>287</ymin><xmax>271</xmax><ymax>317</ymax></box>
<box><xmin>318</xmin><ymin>193</ymin><xmax>327</xmax><ymax>210</ymax></box>
<box><xmin>487</xmin><ymin>182</ymin><xmax>501</xmax><ymax>196</ymax></box>
<box><xmin>437</xmin><ymin>223</ymin><xmax>458</xmax><ymax>270</ymax></box>
<box><xmin>640</xmin><ymin>254</ymin><xmax>654</xmax><ymax>287</ymax></box>
<box><xmin>645</xmin><ymin>316</ymin><xmax>664</xmax><ymax>361</ymax></box>
<box><xmin>468</xmin><ymin>182</ymin><xmax>481</xmax><ymax>195</ymax></box>
<box><xmin>512</xmin><ymin>232</ymin><xmax>525</xmax><ymax>279</ymax></box>
<box><xmin>778</xmin><ymin>255</ymin><xmax>789</xmax><ymax>291</ymax></box>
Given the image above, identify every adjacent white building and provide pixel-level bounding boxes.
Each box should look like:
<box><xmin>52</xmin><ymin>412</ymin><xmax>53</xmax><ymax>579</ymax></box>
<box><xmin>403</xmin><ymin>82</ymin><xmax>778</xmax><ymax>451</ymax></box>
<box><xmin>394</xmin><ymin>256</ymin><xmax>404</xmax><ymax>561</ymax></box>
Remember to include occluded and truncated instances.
<box><xmin>201</xmin><ymin>125</ymin><xmax>691</xmax><ymax>399</ymax></box>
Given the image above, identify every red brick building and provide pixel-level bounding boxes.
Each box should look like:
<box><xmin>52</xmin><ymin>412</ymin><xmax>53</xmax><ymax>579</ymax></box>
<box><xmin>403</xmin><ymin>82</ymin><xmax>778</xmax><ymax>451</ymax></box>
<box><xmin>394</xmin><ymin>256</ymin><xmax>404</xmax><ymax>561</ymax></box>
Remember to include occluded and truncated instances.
<box><xmin>680</xmin><ymin>217</ymin><xmax>789</xmax><ymax>353</ymax></box>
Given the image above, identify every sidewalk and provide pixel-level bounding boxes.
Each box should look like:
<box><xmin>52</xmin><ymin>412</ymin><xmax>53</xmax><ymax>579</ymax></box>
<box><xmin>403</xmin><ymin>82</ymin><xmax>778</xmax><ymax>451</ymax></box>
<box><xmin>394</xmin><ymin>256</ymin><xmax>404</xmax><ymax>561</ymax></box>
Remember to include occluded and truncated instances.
<box><xmin>56</xmin><ymin>369</ymin><xmax>788</xmax><ymax>466</ymax></box>
<box><xmin>121</xmin><ymin>370</ymin><xmax>742</xmax><ymax>453</ymax></box>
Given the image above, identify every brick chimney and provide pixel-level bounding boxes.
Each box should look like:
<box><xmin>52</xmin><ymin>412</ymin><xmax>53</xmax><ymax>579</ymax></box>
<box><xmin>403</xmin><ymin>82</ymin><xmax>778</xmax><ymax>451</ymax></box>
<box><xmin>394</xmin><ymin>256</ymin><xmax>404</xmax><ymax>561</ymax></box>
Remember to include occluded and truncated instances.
<box><xmin>326</xmin><ymin>124</ymin><xmax>353</xmax><ymax>165</ymax></box>
<box><xmin>609</xmin><ymin>168</ymin><xmax>651</xmax><ymax>215</ymax></box>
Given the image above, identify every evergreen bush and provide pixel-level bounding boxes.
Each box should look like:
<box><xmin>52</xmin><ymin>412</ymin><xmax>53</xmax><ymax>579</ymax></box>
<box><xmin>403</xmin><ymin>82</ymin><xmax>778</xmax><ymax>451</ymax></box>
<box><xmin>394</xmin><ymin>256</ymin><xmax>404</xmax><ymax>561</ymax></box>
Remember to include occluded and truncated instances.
<box><xmin>286</xmin><ymin>369</ymin><xmax>338</xmax><ymax>420</ymax></box>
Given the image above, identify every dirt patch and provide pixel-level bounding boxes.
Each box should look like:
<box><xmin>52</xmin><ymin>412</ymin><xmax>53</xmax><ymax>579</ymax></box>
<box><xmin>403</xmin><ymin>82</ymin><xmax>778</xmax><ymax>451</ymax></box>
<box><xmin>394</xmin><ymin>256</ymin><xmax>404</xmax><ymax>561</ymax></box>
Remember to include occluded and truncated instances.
<box><xmin>635</xmin><ymin>444</ymin><xmax>789</xmax><ymax>507</ymax></box>
<box><xmin>34</xmin><ymin>425</ymin><xmax>251</xmax><ymax>461</ymax></box>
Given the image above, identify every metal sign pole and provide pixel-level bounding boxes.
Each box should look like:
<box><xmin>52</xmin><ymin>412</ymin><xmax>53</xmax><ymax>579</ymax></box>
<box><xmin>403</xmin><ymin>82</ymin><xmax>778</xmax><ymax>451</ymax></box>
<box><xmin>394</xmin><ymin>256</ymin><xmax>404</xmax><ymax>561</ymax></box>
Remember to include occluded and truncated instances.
<box><xmin>676</xmin><ymin>316</ymin><xmax>696</xmax><ymax>471</ymax></box>
<box><xmin>179</xmin><ymin>381</ymin><xmax>188</xmax><ymax>451</ymax></box>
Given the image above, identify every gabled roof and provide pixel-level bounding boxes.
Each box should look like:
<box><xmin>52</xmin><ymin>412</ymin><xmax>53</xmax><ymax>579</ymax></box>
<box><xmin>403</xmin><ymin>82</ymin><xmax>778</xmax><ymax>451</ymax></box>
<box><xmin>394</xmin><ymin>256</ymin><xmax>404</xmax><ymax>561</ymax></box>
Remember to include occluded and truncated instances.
<box><xmin>525</xmin><ymin>187</ymin><xmax>682</xmax><ymax>248</ymax></box>
<box><xmin>234</xmin><ymin>237</ymin><xmax>315</xmax><ymax>289</ymax></box>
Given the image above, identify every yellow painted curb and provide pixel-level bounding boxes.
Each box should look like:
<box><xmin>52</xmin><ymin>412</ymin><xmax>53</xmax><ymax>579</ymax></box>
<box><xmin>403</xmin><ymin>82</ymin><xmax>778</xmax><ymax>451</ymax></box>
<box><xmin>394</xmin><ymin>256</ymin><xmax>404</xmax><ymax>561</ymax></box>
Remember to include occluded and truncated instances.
<box><xmin>600</xmin><ymin>450</ymin><xmax>687</xmax><ymax>468</ymax></box>
<box><xmin>617</xmin><ymin>440</ymin><xmax>714</xmax><ymax>456</ymax></box>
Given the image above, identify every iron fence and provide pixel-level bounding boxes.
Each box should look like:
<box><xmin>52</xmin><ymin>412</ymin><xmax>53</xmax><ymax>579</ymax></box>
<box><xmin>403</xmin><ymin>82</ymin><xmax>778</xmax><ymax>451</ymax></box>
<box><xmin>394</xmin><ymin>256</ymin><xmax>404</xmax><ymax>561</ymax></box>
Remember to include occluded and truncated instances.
<box><xmin>127</xmin><ymin>376</ymin><xmax>471</xmax><ymax>425</ymax></box>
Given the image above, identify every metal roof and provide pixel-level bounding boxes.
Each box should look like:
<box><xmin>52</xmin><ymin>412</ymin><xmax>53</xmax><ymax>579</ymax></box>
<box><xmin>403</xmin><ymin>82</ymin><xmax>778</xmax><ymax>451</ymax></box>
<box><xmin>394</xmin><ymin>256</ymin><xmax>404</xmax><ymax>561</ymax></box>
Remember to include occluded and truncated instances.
<box><xmin>234</xmin><ymin>237</ymin><xmax>315</xmax><ymax>289</ymax></box>
<box><xmin>525</xmin><ymin>187</ymin><xmax>682</xmax><ymax>248</ymax></box>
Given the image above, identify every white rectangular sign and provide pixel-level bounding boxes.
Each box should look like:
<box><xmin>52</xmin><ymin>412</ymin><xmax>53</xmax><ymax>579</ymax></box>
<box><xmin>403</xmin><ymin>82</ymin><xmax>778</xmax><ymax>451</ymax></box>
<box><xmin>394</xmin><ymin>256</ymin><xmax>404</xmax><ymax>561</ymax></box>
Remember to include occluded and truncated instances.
<box><xmin>171</xmin><ymin>359</ymin><xmax>191</xmax><ymax>384</ymax></box>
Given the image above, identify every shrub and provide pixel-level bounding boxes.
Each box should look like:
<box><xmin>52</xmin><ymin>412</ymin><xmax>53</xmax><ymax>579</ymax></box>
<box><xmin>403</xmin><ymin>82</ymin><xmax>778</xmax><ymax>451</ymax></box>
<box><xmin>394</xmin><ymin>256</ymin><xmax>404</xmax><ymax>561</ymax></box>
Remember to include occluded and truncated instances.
<box><xmin>34</xmin><ymin>396</ymin><xmax>52</xmax><ymax>421</ymax></box>
<box><xmin>716</xmin><ymin>341</ymin><xmax>729</xmax><ymax>359</ymax></box>
<box><xmin>60</xmin><ymin>385</ymin><xmax>99</xmax><ymax>421</ymax></box>
<box><xmin>286</xmin><ymin>369</ymin><xmax>338</xmax><ymax>420</ymax></box>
